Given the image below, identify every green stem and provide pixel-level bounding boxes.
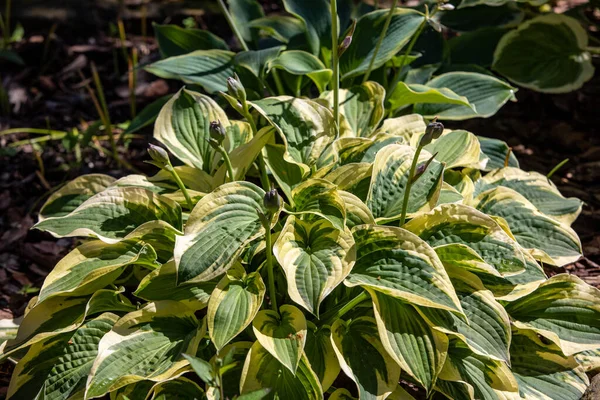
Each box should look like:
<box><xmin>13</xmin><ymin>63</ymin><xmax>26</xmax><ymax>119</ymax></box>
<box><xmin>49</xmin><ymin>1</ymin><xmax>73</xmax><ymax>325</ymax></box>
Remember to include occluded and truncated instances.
<box><xmin>3</xmin><ymin>0</ymin><xmax>11</xmax><ymax>49</ymax></box>
<box><xmin>168</xmin><ymin>165</ymin><xmax>194</xmax><ymax>210</ymax></box>
<box><xmin>219</xmin><ymin>146</ymin><xmax>235</xmax><ymax>183</ymax></box>
<box><xmin>362</xmin><ymin>0</ymin><xmax>398</xmax><ymax>83</ymax></box>
<box><xmin>322</xmin><ymin>291</ymin><xmax>369</xmax><ymax>325</ymax></box>
<box><xmin>385</xmin><ymin>20</ymin><xmax>426</xmax><ymax>102</ymax></box>
<box><xmin>272</xmin><ymin>69</ymin><xmax>285</xmax><ymax>95</ymax></box>
<box><xmin>217</xmin><ymin>0</ymin><xmax>249</xmax><ymax>51</ymax></box>
<box><xmin>243</xmin><ymin>107</ymin><xmax>270</xmax><ymax>191</ymax></box>
<box><xmin>330</xmin><ymin>0</ymin><xmax>340</xmax><ymax>136</ymax></box>
<box><xmin>399</xmin><ymin>145</ymin><xmax>423</xmax><ymax>226</ymax></box>
<box><xmin>265</xmin><ymin>225</ymin><xmax>278</xmax><ymax>312</ymax></box>
<box><xmin>547</xmin><ymin>158</ymin><xmax>569</xmax><ymax>179</ymax></box>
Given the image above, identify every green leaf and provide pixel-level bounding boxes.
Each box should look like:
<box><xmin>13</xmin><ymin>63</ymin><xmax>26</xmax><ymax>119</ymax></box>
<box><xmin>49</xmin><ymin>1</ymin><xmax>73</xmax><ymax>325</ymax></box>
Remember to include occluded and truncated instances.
<box><xmin>269</xmin><ymin>50</ymin><xmax>332</xmax><ymax>93</ymax></box>
<box><xmin>251</xmin><ymin>96</ymin><xmax>336</xmax><ymax>169</ymax></box>
<box><xmin>505</xmin><ymin>274</ymin><xmax>600</xmax><ymax>356</ymax></box>
<box><xmin>511</xmin><ymin>330</ymin><xmax>588</xmax><ymax>400</ymax></box>
<box><xmin>369</xmin><ymin>290</ymin><xmax>448</xmax><ymax>392</ymax></box>
<box><xmin>38</xmin><ymin>239</ymin><xmax>158</xmax><ymax>302</ymax></box>
<box><xmin>182</xmin><ymin>354</ymin><xmax>214</xmax><ymax>385</ymax></box>
<box><xmin>375</xmin><ymin>114</ymin><xmax>426</xmax><ymax>141</ymax></box>
<box><xmin>417</xmin><ymin>269</ymin><xmax>511</xmax><ymax>362</ymax></box>
<box><xmin>290</xmin><ymin>178</ymin><xmax>347</xmax><ymax>230</ymax></box>
<box><xmin>305</xmin><ymin>325</ymin><xmax>340</xmax><ymax>391</ymax></box>
<box><xmin>252</xmin><ymin>305</ymin><xmax>307</xmax><ymax>374</ymax></box>
<box><xmin>39</xmin><ymin>174</ymin><xmax>116</xmax><ymax>220</ymax></box>
<box><xmin>282</xmin><ymin>0</ymin><xmax>331</xmax><ymax>55</ymax></box>
<box><xmin>404</xmin><ymin>203</ymin><xmax>526</xmax><ymax>276</ymax></box>
<box><xmin>414</xmin><ymin>72</ymin><xmax>517</xmax><ymax>120</ymax></box>
<box><xmin>124</xmin><ymin>95</ymin><xmax>173</xmax><ymax>135</ymax></box>
<box><xmin>274</xmin><ymin>216</ymin><xmax>355</xmax><ymax>315</ymax></box>
<box><xmin>339</xmin><ymin>190</ymin><xmax>375</xmax><ymax>228</ymax></box>
<box><xmin>322</xmin><ymin>162</ymin><xmax>372</xmax><ymax>200</ymax></box>
<box><xmin>340</xmin><ymin>8</ymin><xmax>425</xmax><ymax>79</ymax></box>
<box><xmin>145</xmin><ymin>50</ymin><xmax>235</xmax><ymax>94</ymax></box>
<box><xmin>236</xmin><ymin>46</ymin><xmax>284</xmax><ymax>79</ymax></box>
<box><xmin>436</xmin><ymin>340</ymin><xmax>518</xmax><ymax>400</ymax></box>
<box><xmin>477</xmin><ymin>135</ymin><xmax>519</xmax><ymax>170</ymax></box>
<box><xmin>439</xmin><ymin>3</ymin><xmax>524</xmax><ymax>31</ymax></box>
<box><xmin>240</xmin><ymin>341</ymin><xmax>323</xmax><ymax>399</ymax></box>
<box><xmin>475</xmin><ymin>186</ymin><xmax>582</xmax><ymax>266</ymax></box>
<box><xmin>322</xmin><ymin>81</ymin><xmax>385</xmax><ymax>137</ymax></box>
<box><xmin>331</xmin><ymin>317</ymin><xmax>401</xmax><ymax>400</ymax></box>
<box><xmin>347</xmin><ymin>225</ymin><xmax>463</xmax><ymax>314</ymax></box>
<box><xmin>175</xmin><ymin>182</ymin><xmax>278</xmax><ymax>283</ymax></box>
<box><xmin>333</xmin><ymin>134</ymin><xmax>405</xmax><ymax>166</ymax></box>
<box><xmin>423</xmin><ymin>130</ymin><xmax>482</xmax><ymax>169</ymax></box>
<box><xmin>228</xmin><ymin>0</ymin><xmax>265</xmax><ymax>43</ymax></box>
<box><xmin>329</xmin><ymin>388</ymin><xmax>357</xmax><ymax>400</ymax></box>
<box><xmin>208</xmin><ymin>264</ymin><xmax>265</xmax><ymax>350</ymax></box>
<box><xmin>249</xmin><ymin>16</ymin><xmax>305</xmax><ymax>43</ymax></box>
<box><xmin>154</xmin><ymin>88</ymin><xmax>229</xmax><ymax>171</ymax></box>
<box><xmin>148</xmin><ymin>376</ymin><xmax>206</xmax><ymax>400</ymax></box>
<box><xmin>0</xmin><ymin>49</ymin><xmax>25</xmax><ymax>65</ymax></box>
<box><xmin>263</xmin><ymin>143</ymin><xmax>308</xmax><ymax>200</ymax></box>
<box><xmin>85</xmin><ymin>301</ymin><xmax>203</xmax><ymax>398</ymax></box>
<box><xmin>154</xmin><ymin>24</ymin><xmax>228</xmax><ymax>57</ymax></box>
<box><xmin>448</xmin><ymin>27</ymin><xmax>510</xmax><ymax>67</ymax></box>
<box><xmin>493</xmin><ymin>14</ymin><xmax>594</xmax><ymax>93</ymax></box>
<box><xmin>7</xmin><ymin>313</ymin><xmax>118</xmax><ymax>400</ymax></box>
<box><xmin>387</xmin><ymin>82</ymin><xmax>472</xmax><ymax>112</ymax></box>
<box><xmin>134</xmin><ymin>261</ymin><xmax>217</xmax><ymax>309</ymax></box>
<box><xmin>476</xmin><ymin>167</ymin><xmax>583</xmax><ymax>225</ymax></box>
<box><xmin>34</xmin><ymin>187</ymin><xmax>182</xmax><ymax>244</ymax></box>
<box><xmin>367</xmin><ymin>144</ymin><xmax>444</xmax><ymax>222</ymax></box>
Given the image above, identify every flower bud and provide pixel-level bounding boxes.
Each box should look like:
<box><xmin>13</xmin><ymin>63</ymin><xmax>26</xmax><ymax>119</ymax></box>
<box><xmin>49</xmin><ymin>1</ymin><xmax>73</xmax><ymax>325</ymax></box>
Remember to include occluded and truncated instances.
<box><xmin>419</xmin><ymin>120</ymin><xmax>444</xmax><ymax>147</ymax></box>
<box><xmin>148</xmin><ymin>144</ymin><xmax>170</xmax><ymax>168</ymax></box>
<box><xmin>263</xmin><ymin>188</ymin><xmax>282</xmax><ymax>214</ymax></box>
<box><xmin>209</xmin><ymin>120</ymin><xmax>226</xmax><ymax>146</ymax></box>
<box><xmin>338</xmin><ymin>35</ymin><xmax>353</xmax><ymax>57</ymax></box>
<box><xmin>438</xmin><ymin>3</ymin><xmax>455</xmax><ymax>10</ymax></box>
<box><xmin>227</xmin><ymin>73</ymin><xmax>246</xmax><ymax>105</ymax></box>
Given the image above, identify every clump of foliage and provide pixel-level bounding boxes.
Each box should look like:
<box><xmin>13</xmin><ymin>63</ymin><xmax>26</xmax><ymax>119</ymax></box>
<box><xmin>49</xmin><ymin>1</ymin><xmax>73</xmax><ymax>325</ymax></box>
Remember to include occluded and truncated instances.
<box><xmin>2</xmin><ymin>1</ymin><xmax>599</xmax><ymax>399</ymax></box>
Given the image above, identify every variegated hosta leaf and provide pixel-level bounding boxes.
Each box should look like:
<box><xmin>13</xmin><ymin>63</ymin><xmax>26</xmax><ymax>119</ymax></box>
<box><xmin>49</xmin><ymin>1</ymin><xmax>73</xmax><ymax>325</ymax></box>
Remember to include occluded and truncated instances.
<box><xmin>505</xmin><ymin>274</ymin><xmax>600</xmax><ymax>356</ymax></box>
<box><xmin>417</xmin><ymin>269</ymin><xmax>511</xmax><ymax>362</ymax></box>
<box><xmin>388</xmin><ymin>386</ymin><xmax>418</xmax><ymax>400</ymax></box>
<box><xmin>475</xmin><ymin>186</ymin><xmax>582</xmax><ymax>266</ymax></box>
<box><xmin>240</xmin><ymin>341</ymin><xmax>323</xmax><ymax>399</ymax></box>
<box><xmin>213</xmin><ymin>126</ymin><xmax>275</xmax><ymax>184</ymax></box>
<box><xmin>208</xmin><ymin>264</ymin><xmax>265</xmax><ymax>350</ymax></box>
<box><xmin>331</xmin><ymin>317</ymin><xmax>401</xmax><ymax>400</ymax></box>
<box><xmin>339</xmin><ymin>190</ymin><xmax>375</xmax><ymax>228</ymax></box>
<box><xmin>14</xmin><ymin>314</ymin><xmax>118</xmax><ymax>399</ymax></box>
<box><xmin>367</xmin><ymin>144</ymin><xmax>444</xmax><ymax>222</ymax></box>
<box><xmin>575</xmin><ymin>349</ymin><xmax>600</xmax><ymax>373</ymax></box>
<box><xmin>252</xmin><ymin>304</ymin><xmax>307</xmax><ymax>374</ymax></box>
<box><xmin>268</xmin><ymin>50</ymin><xmax>332</xmax><ymax>93</ymax></box>
<box><xmin>404</xmin><ymin>203</ymin><xmax>526</xmax><ymax>276</ymax></box>
<box><xmin>478</xmin><ymin>136</ymin><xmax>520</xmax><ymax>171</ymax></box>
<box><xmin>210</xmin><ymin>341</ymin><xmax>252</xmax><ymax>399</ymax></box>
<box><xmin>263</xmin><ymin>143</ymin><xmax>308</xmax><ymax>200</ymax></box>
<box><xmin>436</xmin><ymin>340</ymin><xmax>519</xmax><ymax>400</ymax></box>
<box><xmin>423</xmin><ymin>130</ymin><xmax>482</xmax><ymax>169</ymax></box>
<box><xmin>436</xmin><ymin>182</ymin><xmax>465</xmax><ymax>206</ymax></box>
<box><xmin>305</xmin><ymin>325</ymin><xmax>340</xmax><ymax>391</ymax></box>
<box><xmin>475</xmin><ymin>167</ymin><xmax>583</xmax><ymax>225</ymax></box>
<box><xmin>290</xmin><ymin>178</ymin><xmax>346</xmax><ymax>231</ymax></box>
<box><xmin>134</xmin><ymin>261</ymin><xmax>216</xmax><ymax>310</ymax></box>
<box><xmin>251</xmin><ymin>96</ymin><xmax>336</xmax><ymax>169</ymax></box>
<box><xmin>321</xmin><ymin>81</ymin><xmax>386</xmax><ymax>137</ymax></box>
<box><xmin>387</xmin><ymin>82</ymin><xmax>472</xmax><ymax>112</ymax></box>
<box><xmin>39</xmin><ymin>174</ymin><xmax>116</xmax><ymax>220</ymax></box>
<box><xmin>175</xmin><ymin>182</ymin><xmax>279</xmax><ymax>284</ymax></box>
<box><xmin>444</xmin><ymin>170</ymin><xmax>475</xmax><ymax>203</ymax></box>
<box><xmin>38</xmin><ymin>239</ymin><xmax>159</xmax><ymax>302</ymax></box>
<box><xmin>122</xmin><ymin>220</ymin><xmax>178</xmax><ymax>263</ymax></box>
<box><xmin>0</xmin><ymin>289</ymin><xmax>134</xmax><ymax>362</ymax></box>
<box><xmin>329</xmin><ymin>388</ymin><xmax>357</xmax><ymax>400</ymax></box>
<box><xmin>34</xmin><ymin>187</ymin><xmax>183</xmax><ymax>244</ymax></box>
<box><xmin>85</xmin><ymin>301</ymin><xmax>204</xmax><ymax>398</ymax></box>
<box><xmin>347</xmin><ymin>225</ymin><xmax>463</xmax><ymax>314</ymax></box>
<box><xmin>7</xmin><ymin>313</ymin><xmax>118</xmax><ymax>400</ymax></box>
<box><xmin>148</xmin><ymin>377</ymin><xmax>205</xmax><ymax>400</ymax></box>
<box><xmin>334</xmin><ymin>134</ymin><xmax>404</xmax><ymax>166</ymax></box>
<box><xmin>374</xmin><ymin>114</ymin><xmax>426</xmax><ymax>142</ymax></box>
<box><xmin>511</xmin><ymin>330</ymin><xmax>588</xmax><ymax>400</ymax></box>
<box><xmin>369</xmin><ymin>289</ymin><xmax>448</xmax><ymax>392</ymax></box>
<box><xmin>434</xmin><ymin>243</ymin><xmax>502</xmax><ymax>278</ymax></box>
<box><xmin>109</xmin><ymin>381</ymin><xmax>154</xmax><ymax>400</ymax></box>
<box><xmin>323</xmin><ymin>163</ymin><xmax>372</xmax><ymax>200</ymax></box>
<box><xmin>274</xmin><ymin>216</ymin><xmax>355</xmax><ymax>315</ymax></box>
<box><xmin>149</xmin><ymin>165</ymin><xmax>216</xmax><ymax>193</ymax></box>
<box><xmin>154</xmin><ymin>88</ymin><xmax>229</xmax><ymax>171</ymax></box>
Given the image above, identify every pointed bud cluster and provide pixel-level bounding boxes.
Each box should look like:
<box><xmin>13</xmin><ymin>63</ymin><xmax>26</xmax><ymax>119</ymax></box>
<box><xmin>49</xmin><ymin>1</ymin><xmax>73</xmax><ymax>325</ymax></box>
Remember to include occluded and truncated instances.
<box><xmin>419</xmin><ymin>119</ymin><xmax>444</xmax><ymax>147</ymax></box>
<box><xmin>438</xmin><ymin>3</ymin><xmax>455</xmax><ymax>10</ymax></box>
<box><xmin>338</xmin><ymin>35</ymin><xmax>353</xmax><ymax>57</ymax></box>
<box><xmin>147</xmin><ymin>144</ymin><xmax>170</xmax><ymax>169</ymax></box>
<box><xmin>209</xmin><ymin>120</ymin><xmax>226</xmax><ymax>148</ymax></box>
<box><xmin>263</xmin><ymin>188</ymin><xmax>282</xmax><ymax>214</ymax></box>
<box><xmin>227</xmin><ymin>73</ymin><xmax>246</xmax><ymax>105</ymax></box>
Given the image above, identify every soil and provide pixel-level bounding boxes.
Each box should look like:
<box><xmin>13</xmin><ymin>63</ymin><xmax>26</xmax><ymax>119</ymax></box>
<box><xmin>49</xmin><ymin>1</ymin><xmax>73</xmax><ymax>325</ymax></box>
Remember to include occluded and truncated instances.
<box><xmin>0</xmin><ymin>0</ymin><xmax>599</xmax><ymax>397</ymax></box>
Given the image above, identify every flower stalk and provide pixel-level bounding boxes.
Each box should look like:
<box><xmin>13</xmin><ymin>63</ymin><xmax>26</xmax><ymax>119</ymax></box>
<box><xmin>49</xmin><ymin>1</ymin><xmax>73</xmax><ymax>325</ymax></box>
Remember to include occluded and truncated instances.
<box><xmin>363</xmin><ymin>0</ymin><xmax>399</xmax><ymax>83</ymax></box>
<box><xmin>331</xmin><ymin>0</ymin><xmax>340</xmax><ymax>136</ymax></box>
<box><xmin>217</xmin><ymin>0</ymin><xmax>249</xmax><ymax>51</ymax></box>
<box><xmin>147</xmin><ymin>144</ymin><xmax>194</xmax><ymax>210</ymax></box>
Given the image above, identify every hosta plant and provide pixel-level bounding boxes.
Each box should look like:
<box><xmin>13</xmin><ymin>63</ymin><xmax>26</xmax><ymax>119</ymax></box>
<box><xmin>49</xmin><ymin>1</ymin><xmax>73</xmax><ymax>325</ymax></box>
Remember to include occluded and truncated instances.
<box><xmin>2</xmin><ymin>71</ymin><xmax>597</xmax><ymax>400</ymax></box>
